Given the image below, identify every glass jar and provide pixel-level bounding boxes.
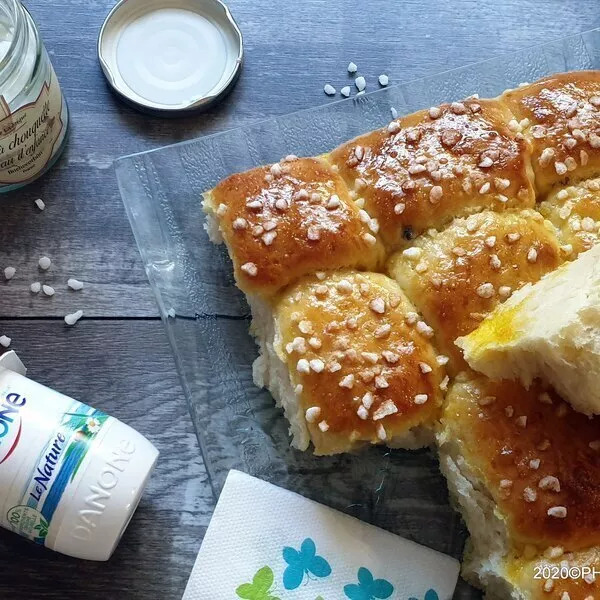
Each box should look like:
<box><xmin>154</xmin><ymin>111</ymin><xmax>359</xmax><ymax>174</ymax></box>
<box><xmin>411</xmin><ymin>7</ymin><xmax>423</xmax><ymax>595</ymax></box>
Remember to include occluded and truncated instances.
<box><xmin>0</xmin><ymin>0</ymin><xmax>68</xmax><ymax>192</ymax></box>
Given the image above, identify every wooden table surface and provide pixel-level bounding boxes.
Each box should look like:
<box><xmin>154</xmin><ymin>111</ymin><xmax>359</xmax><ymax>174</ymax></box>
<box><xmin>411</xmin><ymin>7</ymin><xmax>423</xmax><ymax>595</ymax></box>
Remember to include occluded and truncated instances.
<box><xmin>0</xmin><ymin>1</ymin><xmax>598</xmax><ymax>598</ymax></box>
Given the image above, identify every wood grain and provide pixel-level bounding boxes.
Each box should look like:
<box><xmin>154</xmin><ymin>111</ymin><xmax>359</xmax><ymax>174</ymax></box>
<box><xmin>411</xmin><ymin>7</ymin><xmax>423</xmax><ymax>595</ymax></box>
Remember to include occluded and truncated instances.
<box><xmin>0</xmin><ymin>1</ymin><xmax>599</xmax><ymax>598</ymax></box>
<box><xmin>0</xmin><ymin>320</ymin><xmax>212</xmax><ymax>600</ymax></box>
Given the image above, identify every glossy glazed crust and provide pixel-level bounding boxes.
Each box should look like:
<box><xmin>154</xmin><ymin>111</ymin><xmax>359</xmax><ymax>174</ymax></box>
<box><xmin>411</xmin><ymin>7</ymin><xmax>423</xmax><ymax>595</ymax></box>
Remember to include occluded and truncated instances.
<box><xmin>442</xmin><ymin>375</ymin><xmax>600</xmax><ymax>551</ymax></box>
<box><xmin>204</xmin><ymin>157</ymin><xmax>385</xmax><ymax>298</ymax></box>
<box><xmin>539</xmin><ymin>178</ymin><xmax>600</xmax><ymax>255</ymax></box>
<box><xmin>502</xmin><ymin>71</ymin><xmax>600</xmax><ymax>198</ymax></box>
<box><xmin>327</xmin><ymin>98</ymin><xmax>535</xmax><ymax>249</ymax></box>
<box><xmin>387</xmin><ymin>210</ymin><xmax>564</xmax><ymax>372</ymax></box>
<box><xmin>274</xmin><ymin>271</ymin><xmax>444</xmax><ymax>455</ymax></box>
<box><xmin>507</xmin><ymin>548</ymin><xmax>600</xmax><ymax>600</ymax></box>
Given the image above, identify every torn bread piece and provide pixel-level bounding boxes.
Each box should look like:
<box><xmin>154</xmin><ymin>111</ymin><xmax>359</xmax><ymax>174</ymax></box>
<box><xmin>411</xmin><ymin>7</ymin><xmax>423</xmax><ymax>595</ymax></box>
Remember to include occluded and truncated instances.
<box><xmin>457</xmin><ymin>244</ymin><xmax>600</xmax><ymax>416</ymax></box>
<box><xmin>502</xmin><ymin>71</ymin><xmax>600</xmax><ymax>198</ymax></box>
<box><xmin>203</xmin><ymin>156</ymin><xmax>385</xmax><ymax>298</ymax></box>
<box><xmin>387</xmin><ymin>209</ymin><xmax>563</xmax><ymax>373</ymax></box>
<box><xmin>255</xmin><ymin>270</ymin><xmax>445</xmax><ymax>455</ymax></box>
<box><xmin>539</xmin><ymin>177</ymin><xmax>600</xmax><ymax>255</ymax></box>
<box><xmin>438</xmin><ymin>374</ymin><xmax>600</xmax><ymax>598</ymax></box>
<box><xmin>327</xmin><ymin>97</ymin><xmax>535</xmax><ymax>249</ymax></box>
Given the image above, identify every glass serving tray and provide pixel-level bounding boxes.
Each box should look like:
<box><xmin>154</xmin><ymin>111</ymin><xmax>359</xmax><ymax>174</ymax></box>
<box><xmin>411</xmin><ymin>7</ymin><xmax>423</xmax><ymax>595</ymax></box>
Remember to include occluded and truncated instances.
<box><xmin>116</xmin><ymin>29</ymin><xmax>600</xmax><ymax>599</ymax></box>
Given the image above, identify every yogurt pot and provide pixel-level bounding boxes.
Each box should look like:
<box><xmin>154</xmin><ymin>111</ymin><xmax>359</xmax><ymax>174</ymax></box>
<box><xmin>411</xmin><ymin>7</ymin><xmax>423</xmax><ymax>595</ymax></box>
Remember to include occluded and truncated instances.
<box><xmin>0</xmin><ymin>351</ymin><xmax>158</xmax><ymax>560</ymax></box>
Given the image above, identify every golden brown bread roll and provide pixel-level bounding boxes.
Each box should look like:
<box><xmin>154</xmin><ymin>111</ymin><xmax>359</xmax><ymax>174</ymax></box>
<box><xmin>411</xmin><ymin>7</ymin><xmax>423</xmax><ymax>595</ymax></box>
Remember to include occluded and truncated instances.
<box><xmin>203</xmin><ymin>156</ymin><xmax>385</xmax><ymax>298</ymax></box>
<box><xmin>387</xmin><ymin>210</ymin><xmax>564</xmax><ymax>372</ymax></box>
<box><xmin>440</xmin><ymin>375</ymin><xmax>600</xmax><ymax>552</ymax></box>
<box><xmin>539</xmin><ymin>177</ymin><xmax>600</xmax><ymax>255</ymax></box>
<box><xmin>502</xmin><ymin>71</ymin><xmax>600</xmax><ymax>198</ymax></box>
<box><xmin>327</xmin><ymin>98</ymin><xmax>535</xmax><ymax>249</ymax></box>
<box><xmin>438</xmin><ymin>374</ymin><xmax>600</xmax><ymax>599</ymax></box>
<box><xmin>268</xmin><ymin>271</ymin><xmax>445</xmax><ymax>455</ymax></box>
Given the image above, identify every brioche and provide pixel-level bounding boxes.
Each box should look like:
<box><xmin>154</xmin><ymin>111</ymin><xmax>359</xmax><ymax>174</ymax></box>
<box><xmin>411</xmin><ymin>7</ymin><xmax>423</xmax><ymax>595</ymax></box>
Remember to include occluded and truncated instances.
<box><xmin>254</xmin><ymin>271</ymin><xmax>445</xmax><ymax>455</ymax></box>
<box><xmin>457</xmin><ymin>244</ymin><xmax>600</xmax><ymax>416</ymax></box>
<box><xmin>502</xmin><ymin>72</ymin><xmax>600</xmax><ymax>198</ymax></box>
<box><xmin>388</xmin><ymin>210</ymin><xmax>563</xmax><ymax>373</ymax></box>
<box><xmin>327</xmin><ymin>98</ymin><xmax>535</xmax><ymax>249</ymax></box>
<box><xmin>539</xmin><ymin>177</ymin><xmax>600</xmax><ymax>255</ymax></box>
<box><xmin>202</xmin><ymin>70</ymin><xmax>600</xmax><ymax>599</ymax></box>
<box><xmin>203</xmin><ymin>156</ymin><xmax>385</xmax><ymax>298</ymax></box>
<box><xmin>438</xmin><ymin>374</ymin><xmax>600</xmax><ymax>597</ymax></box>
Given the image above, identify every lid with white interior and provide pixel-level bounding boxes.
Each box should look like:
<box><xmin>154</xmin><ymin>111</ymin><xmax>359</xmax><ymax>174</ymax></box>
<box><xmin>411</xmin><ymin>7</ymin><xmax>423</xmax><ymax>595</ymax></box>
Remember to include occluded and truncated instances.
<box><xmin>98</xmin><ymin>0</ymin><xmax>243</xmax><ymax>115</ymax></box>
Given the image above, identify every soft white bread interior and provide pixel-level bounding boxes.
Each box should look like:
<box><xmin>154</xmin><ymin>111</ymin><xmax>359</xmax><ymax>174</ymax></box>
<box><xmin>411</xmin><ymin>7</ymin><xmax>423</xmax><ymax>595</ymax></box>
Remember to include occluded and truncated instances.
<box><xmin>456</xmin><ymin>244</ymin><xmax>600</xmax><ymax>416</ymax></box>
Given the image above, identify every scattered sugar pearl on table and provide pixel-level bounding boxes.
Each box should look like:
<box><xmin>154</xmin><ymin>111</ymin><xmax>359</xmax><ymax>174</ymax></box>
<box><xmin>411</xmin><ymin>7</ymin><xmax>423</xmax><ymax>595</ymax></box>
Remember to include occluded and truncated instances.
<box><xmin>34</xmin><ymin>198</ymin><xmax>45</xmax><ymax>211</ymax></box>
<box><xmin>323</xmin><ymin>83</ymin><xmax>336</xmax><ymax>96</ymax></box>
<box><xmin>67</xmin><ymin>278</ymin><xmax>84</xmax><ymax>290</ymax></box>
<box><xmin>340</xmin><ymin>86</ymin><xmax>351</xmax><ymax>97</ymax></box>
<box><xmin>378</xmin><ymin>74</ymin><xmax>388</xmax><ymax>86</ymax></box>
<box><xmin>390</xmin><ymin>106</ymin><xmax>398</xmax><ymax>119</ymax></box>
<box><xmin>347</xmin><ymin>61</ymin><xmax>357</xmax><ymax>73</ymax></box>
<box><xmin>42</xmin><ymin>284</ymin><xmax>55</xmax><ymax>296</ymax></box>
<box><xmin>166</xmin><ymin>308</ymin><xmax>176</xmax><ymax>318</ymax></box>
<box><xmin>355</xmin><ymin>76</ymin><xmax>366</xmax><ymax>91</ymax></box>
<box><xmin>30</xmin><ymin>282</ymin><xmax>41</xmax><ymax>293</ymax></box>
<box><xmin>64</xmin><ymin>310</ymin><xmax>83</xmax><ymax>326</ymax></box>
<box><xmin>4</xmin><ymin>266</ymin><xmax>15</xmax><ymax>280</ymax></box>
<box><xmin>38</xmin><ymin>256</ymin><xmax>51</xmax><ymax>270</ymax></box>
<box><xmin>0</xmin><ymin>335</ymin><xmax>11</xmax><ymax>348</ymax></box>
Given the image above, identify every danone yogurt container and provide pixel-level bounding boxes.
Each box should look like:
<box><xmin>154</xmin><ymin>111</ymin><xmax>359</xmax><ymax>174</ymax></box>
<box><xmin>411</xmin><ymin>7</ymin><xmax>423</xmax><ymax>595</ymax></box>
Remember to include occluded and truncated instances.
<box><xmin>0</xmin><ymin>351</ymin><xmax>158</xmax><ymax>560</ymax></box>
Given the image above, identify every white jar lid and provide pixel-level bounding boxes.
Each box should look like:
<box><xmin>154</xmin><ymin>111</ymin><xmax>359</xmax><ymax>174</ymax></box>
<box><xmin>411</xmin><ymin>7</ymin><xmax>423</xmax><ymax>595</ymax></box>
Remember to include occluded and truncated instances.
<box><xmin>98</xmin><ymin>0</ymin><xmax>243</xmax><ymax>115</ymax></box>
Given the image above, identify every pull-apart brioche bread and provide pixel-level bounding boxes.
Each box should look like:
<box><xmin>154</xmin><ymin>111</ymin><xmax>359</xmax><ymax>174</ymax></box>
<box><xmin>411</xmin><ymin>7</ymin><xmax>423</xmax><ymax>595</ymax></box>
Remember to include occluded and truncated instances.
<box><xmin>253</xmin><ymin>271</ymin><xmax>445</xmax><ymax>455</ymax></box>
<box><xmin>457</xmin><ymin>244</ymin><xmax>600</xmax><ymax>416</ymax></box>
<box><xmin>438</xmin><ymin>375</ymin><xmax>600</xmax><ymax>599</ymax></box>
<box><xmin>328</xmin><ymin>98</ymin><xmax>535</xmax><ymax>249</ymax></box>
<box><xmin>387</xmin><ymin>209</ymin><xmax>564</xmax><ymax>373</ymax></box>
<box><xmin>203</xmin><ymin>70</ymin><xmax>600</xmax><ymax>599</ymax></box>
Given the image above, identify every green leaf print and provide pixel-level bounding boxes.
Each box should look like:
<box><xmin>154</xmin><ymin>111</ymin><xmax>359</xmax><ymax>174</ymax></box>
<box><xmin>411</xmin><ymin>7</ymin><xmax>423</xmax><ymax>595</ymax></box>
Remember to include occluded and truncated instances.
<box><xmin>236</xmin><ymin>566</ymin><xmax>280</xmax><ymax>600</ymax></box>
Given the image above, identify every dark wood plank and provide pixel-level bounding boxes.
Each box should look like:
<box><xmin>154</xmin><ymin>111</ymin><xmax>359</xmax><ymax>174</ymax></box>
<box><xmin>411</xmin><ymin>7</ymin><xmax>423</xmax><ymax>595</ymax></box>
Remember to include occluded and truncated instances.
<box><xmin>0</xmin><ymin>320</ymin><xmax>213</xmax><ymax>600</ymax></box>
<box><xmin>1</xmin><ymin>0</ymin><xmax>599</xmax><ymax>316</ymax></box>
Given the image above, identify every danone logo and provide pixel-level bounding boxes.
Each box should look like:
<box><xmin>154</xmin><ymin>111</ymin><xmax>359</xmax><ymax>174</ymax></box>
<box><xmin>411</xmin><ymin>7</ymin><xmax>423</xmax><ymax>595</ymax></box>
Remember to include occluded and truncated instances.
<box><xmin>0</xmin><ymin>392</ymin><xmax>26</xmax><ymax>464</ymax></box>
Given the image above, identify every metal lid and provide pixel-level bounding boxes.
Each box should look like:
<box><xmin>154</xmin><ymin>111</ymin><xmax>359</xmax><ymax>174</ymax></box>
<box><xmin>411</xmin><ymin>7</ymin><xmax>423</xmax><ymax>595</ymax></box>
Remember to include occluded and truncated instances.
<box><xmin>98</xmin><ymin>0</ymin><xmax>243</xmax><ymax>115</ymax></box>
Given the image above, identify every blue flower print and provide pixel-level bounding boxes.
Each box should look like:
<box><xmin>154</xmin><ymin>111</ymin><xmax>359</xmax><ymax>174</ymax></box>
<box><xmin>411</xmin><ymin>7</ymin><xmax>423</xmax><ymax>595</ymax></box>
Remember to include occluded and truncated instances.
<box><xmin>409</xmin><ymin>589</ymin><xmax>440</xmax><ymax>600</ymax></box>
<box><xmin>343</xmin><ymin>567</ymin><xmax>394</xmax><ymax>600</ymax></box>
<box><xmin>282</xmin><ymin>537</ymin><xmax>332</xmax><ymax>589</ymax></box>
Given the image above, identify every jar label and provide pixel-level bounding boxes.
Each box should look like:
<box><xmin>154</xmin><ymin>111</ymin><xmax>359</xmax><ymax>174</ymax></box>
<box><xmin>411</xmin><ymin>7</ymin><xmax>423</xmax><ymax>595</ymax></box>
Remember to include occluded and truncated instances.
<box><xmin>0</xmin><ymin>66</ymin><xmax>65</xmax><ymax>185</ymax></box>
<box><xmin>0</xmin><ymin>370</ymin><xmax>109</xmax><ymax>547</ymax></box>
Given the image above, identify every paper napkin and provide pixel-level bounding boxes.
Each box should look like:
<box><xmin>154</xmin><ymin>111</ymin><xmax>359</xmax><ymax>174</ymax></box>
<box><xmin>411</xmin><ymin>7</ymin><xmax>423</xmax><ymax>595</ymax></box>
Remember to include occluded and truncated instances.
<box><xmin>182</xmin><ymin>470</ymin><xmax>460</xmax><ymax>600</ymax></box>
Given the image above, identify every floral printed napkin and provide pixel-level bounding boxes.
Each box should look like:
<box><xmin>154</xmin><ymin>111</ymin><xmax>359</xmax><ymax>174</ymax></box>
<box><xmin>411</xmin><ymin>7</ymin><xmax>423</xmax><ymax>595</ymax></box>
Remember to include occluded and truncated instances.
<box><xmin>182</xmin><ymin>470</ymin><xmax>460</xmax><ymax>600</ymax></box>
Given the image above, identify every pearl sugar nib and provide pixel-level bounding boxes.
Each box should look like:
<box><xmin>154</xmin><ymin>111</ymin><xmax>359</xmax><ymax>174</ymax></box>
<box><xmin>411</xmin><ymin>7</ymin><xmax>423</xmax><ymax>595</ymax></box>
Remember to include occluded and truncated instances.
<box><xmin>347</xmin><ymin>61</ymin><xmax>358</xmax><ymax>73</ymax></box>
<box><xmin>34</xmin><ymin>198</ymin><xmax>45</xmax><ymax>211</ymax></box>
<box><xmin>323</xmin><ymin>84</ymin><xmax>336</xmax><ymax>96</ymax></box>
<box><xmin>0</xmin><ymin>335</ymin><xmax>11</xmax><ymax>348</ymax></box>
<box><xmin>4</xmin><ymin>266</ymin><xmax>15</xmax><ymax>280</ymax></box>
<box><xmin>64</xmin><ymin>310</ymin><xmax>83</xmax><ymax>326</ymax></box>
<box><xmin>378</xmin><ymin>74</ymin><xmax>389</xmax><ymax>86</ymax></box>
<box><xmin>38</xmin><ymin>256</ymin><xmax>51</xmax><ymax>270</ymax></box>
<box><xmin>67</xmin><ymin>278</ymin><xmax>84</xmax><ymax>291</ymax></box>
<box><xmin>340</xmin><ymin>86</ymin><xmax>351</xmax><ymax>98</ymax></box>
<box><xmin>355</xmin><ymin>76</ymin><xmax>366</xmax><ymax>92</ymax></box>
